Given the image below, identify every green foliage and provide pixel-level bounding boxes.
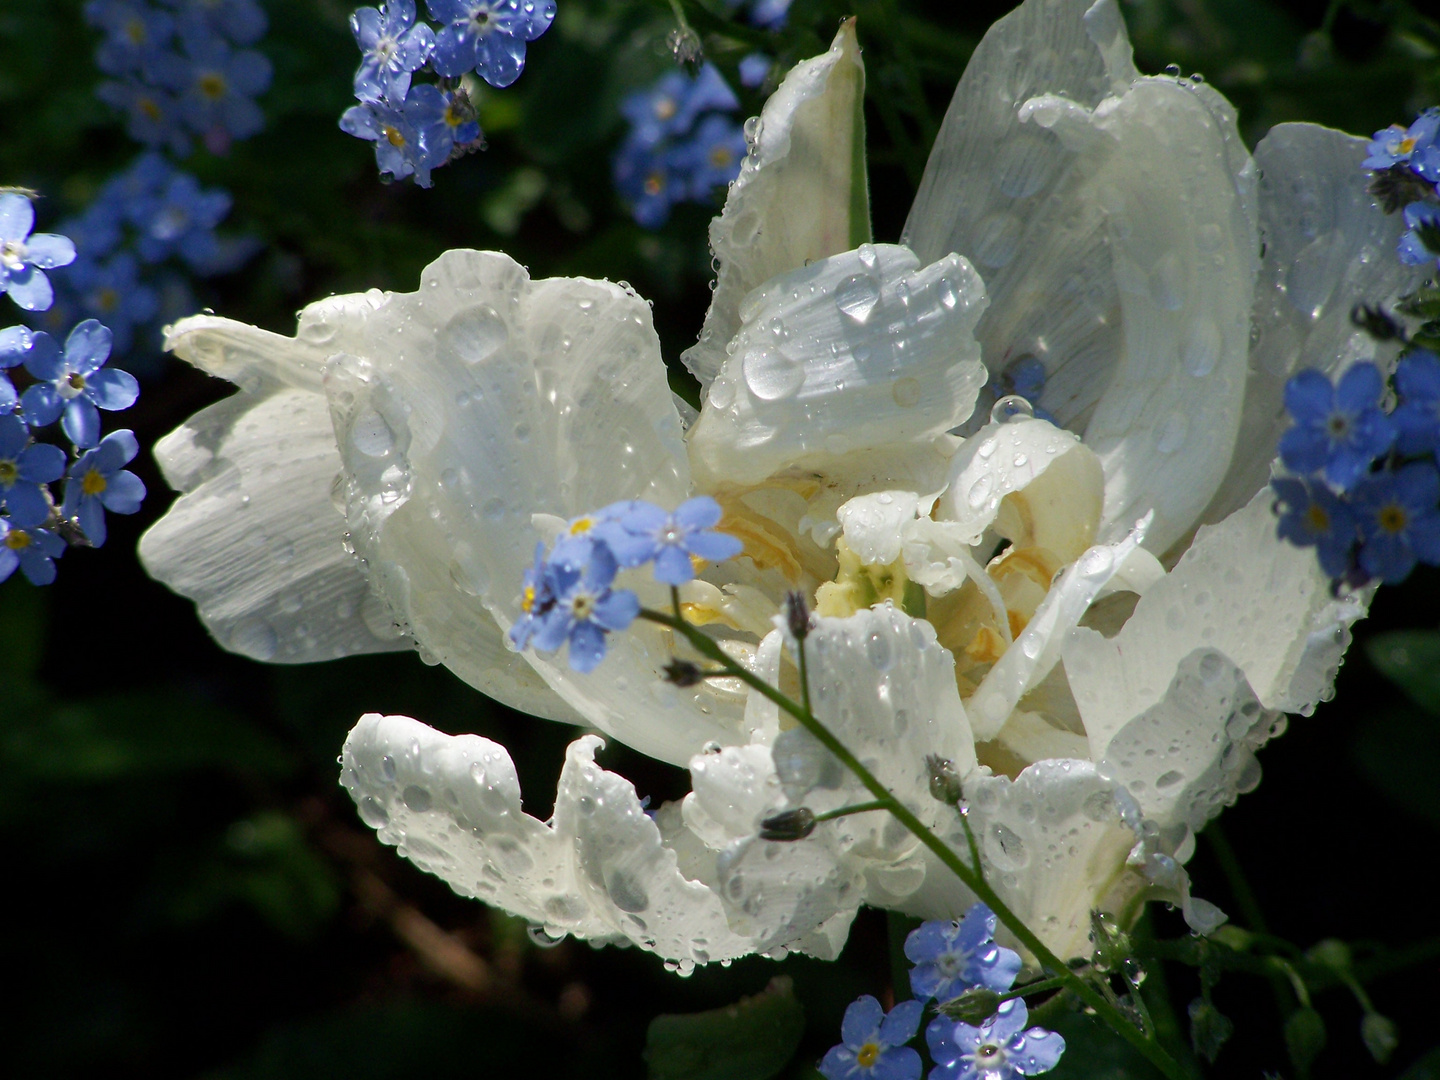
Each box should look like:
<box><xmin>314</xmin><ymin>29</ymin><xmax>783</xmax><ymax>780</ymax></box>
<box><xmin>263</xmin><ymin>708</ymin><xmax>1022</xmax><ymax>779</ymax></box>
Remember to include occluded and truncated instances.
<box><xmin>645</xmin><ymin>976</ymin><xmax>806</xmax><ymax>1080</ymax></box>
<box><xmin>1286</xmin><ymin>1007</ymin><xmax>1328</xmax><ymax>1076</ymax></box>
<box><xmin>1353</xmin><ymin>706</ymin><xmax>1440</xmax><ymax>828</ymax></box>
<box><xmin>1369</xmin><ymin>631</ymin><xmax>1440</xmax><ymax>715</ymax></box>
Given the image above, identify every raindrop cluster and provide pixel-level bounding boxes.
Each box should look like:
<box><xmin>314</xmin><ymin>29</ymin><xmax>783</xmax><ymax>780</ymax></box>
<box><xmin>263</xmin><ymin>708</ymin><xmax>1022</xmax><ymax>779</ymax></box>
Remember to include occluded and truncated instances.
<box><xmin>340</xmin><ymin>0</ymin><xmax>555</xmax><ymax>187</ymax></box>
<box><xmin>1</xmin><ymin>195</ymin><xmax>145</xmax><ymax>587</ymax></box>
<box><xmin>818</xmin><ymin>902</ymin><xmax>1066</xmax><ymax>1080</ymax></box>
<box><xmin>508</xmin><ymin>496</ymin><xmax>742</xmax><ymax>672</ymax></box>
<box><xmin>1272</xmin><ymin>353</ymin><xmax>1440</xmax><ymax>585</ymax></box>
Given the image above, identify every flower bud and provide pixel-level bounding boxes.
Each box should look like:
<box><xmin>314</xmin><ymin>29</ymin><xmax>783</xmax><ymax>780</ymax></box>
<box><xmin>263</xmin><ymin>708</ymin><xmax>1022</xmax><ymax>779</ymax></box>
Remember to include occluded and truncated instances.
<box><xmin>759</xmin><ymin>807</ymin><xmax>817</xmax><ymax>841</ymax></box>
<box><xmin>784</xmin><ymin>590</ymin><xmax>812</xmax><ymax>641</ymax></box>
<box><xmin>1187</xmin><ymin>998</ymin><xmax>1234</xmax><ymax>1064</ymax></box>
<box><xmin>937</xmin><ymin>987</ymin><xmax>1002</xmax><ymax>1025</ymax></box>
<box><xmin>926</xmin><ymin>754</ymin><xmax>963</xmax><ymax>805</ymax></box>
<box><xmin>663</xmin><ymin>659</ymin><xmax>705</xmax><ymax>687</ymax></box>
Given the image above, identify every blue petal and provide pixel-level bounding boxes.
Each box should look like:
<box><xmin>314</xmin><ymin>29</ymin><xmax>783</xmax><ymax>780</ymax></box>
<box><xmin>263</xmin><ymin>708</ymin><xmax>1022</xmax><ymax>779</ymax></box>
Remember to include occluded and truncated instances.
<box><xmin>591</xmin><ymin>588</ymin><xmax>639</xmax><ymax>632</ymax></box>
<box><xmin>840</xmin><ymin>995</ymin><xmax>884</xmax><ymax>1048</ymax></box>
<box><xmin>0</xmin><ymin>413</ymin><xmax>26</xmax><ymax>456</ymax></box>
<box><xmin>879</xmin><ymin>999</ymin><xmax>924</xmax><ymax>1045</ymax></box>
<box><xmin>1013</xmin><ymin>1028</ymin><xmax>1066</xmax><ymax>1075</ymax></box>
<box><xmin>65</xmin><ymin>319</ymin><xmax>114</xmax><ymax>374</ymax></box>
<box><xmin>77</xmin><ymin>493</ymin><xmax>108</xmax><ymax>547</ymax></box>
<box><xmin>870</xmin><ymin>1046</ymin><xmax>922</xmax><ymax>1080</ymax></box>
<box><xmin>19</xmin><ymin>441</ymin><xmax>65</xmax><ymax>483</ymax></box>
<box><xmin>566</xmin><ymin>620</ymin><xmax>608</xmax><ymax>672</ymax></box>
<box><xmin>85</xmin><ymin>366</ymin><xmax>140</xmax><ymax>411</ymax></box>
<box><xmin>24</xmin><ymin>233</ymin><xmax>76</xmax><ymax>270</ymax></box>
<box><xmin>100</xmin><ymin>470</ymin><xmax>146</xmax><ymax>514</ymax></box>
<box><xmin>6</xmin><ymin>266</ymin><xmax>53</xmax><ymax>311</ymax></box>
<box><xmin>63</xmin><ymin>399</ymin><xmax>102</xmax><ymax>449</ymax></box>
<box><xmin>987</xmin><ymin>999</ymin><xmax>1030</xmax><ymax>1044</ymax></box>
<box><xmin>473</xmin><ymin>27</ymin><xmax>526</xmax><ymax>87</ymax></box>
<box><xmin>674</xmin><ymin>495</ymin><xmax>724</xmax><ymax>530</ymax></box>
<box><xmin>20</xmin><ymin>384</ymin><xmax>63</xmax><ymax>428</ymax></box>
<box><xmin>430</xmin><ymin>21</ymin><xmax>477</xmax><ymax>77</ymax></box>
<box><xmin>0</xmin><ymin>547</ymin><xmax>17</xmax><ymax>583</ymax></box>
<box><xmin>18</xmin><ymin>543</ymin><xmax>58</xmax><ymax>585</ymax></box>
<box><xmin>818</xmin><ymin>1045</ymin><xmax>859</xmax><ymax>1080</ymax></box>
<box><xmin>1283</xmin><ymin>369</ymin><xmax>1334</xmax><ymax>423</ymax></box>
<box><xmin>652</xmin><ymin>544</ymin><xmax>695</xmax><ymax>585</ymax></box>
<box><xmin>3</xmin><ymin>481</ymin><xmax>51</xmax><ymax>528</ymax></box>
<box><xmin>20</xmin><ymin>332</ymin><xmax>61</xmax><ymax>380</ymax></box>
<box><xmin>0</xmin><ymin>194</ymin><xmax>34</xmax><ymax>243</ymax></box>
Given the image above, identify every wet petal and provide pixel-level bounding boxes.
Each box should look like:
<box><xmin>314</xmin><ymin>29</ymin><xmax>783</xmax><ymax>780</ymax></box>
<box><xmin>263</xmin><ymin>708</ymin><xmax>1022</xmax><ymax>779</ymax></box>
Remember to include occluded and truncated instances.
<box><xmin>685</xmin><ymin>21</ymin><xmax>869</xmax><ymax>388</ymax></box>
<box><xmin>689</xmin><ymin>244</ymin><xmax>988</xmax><ymax>489</ymax></box>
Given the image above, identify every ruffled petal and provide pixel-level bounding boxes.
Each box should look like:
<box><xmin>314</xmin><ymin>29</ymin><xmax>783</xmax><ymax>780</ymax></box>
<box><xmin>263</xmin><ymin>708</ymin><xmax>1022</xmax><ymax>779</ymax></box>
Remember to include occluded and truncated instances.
<box><xmin>684</xmin><ymin>21</ymin><xmax>869</xmax><ymax>388</ymax></box>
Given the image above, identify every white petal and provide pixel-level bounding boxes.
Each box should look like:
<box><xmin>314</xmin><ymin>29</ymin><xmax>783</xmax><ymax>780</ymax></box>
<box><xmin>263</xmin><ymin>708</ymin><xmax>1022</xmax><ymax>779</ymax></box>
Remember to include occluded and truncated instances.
<box><xmin>1098</xmin><ymin>649</ymin><xmax>1283</xmax><ymax>838</ymax></box>
<box><xmin>713</xmin><ymin>834</ymin><xmax>864</xmax><ymax>957</ymax></box>
<box><xmin>342</xmin><ymin>714</ymin><xmax>758</xmax><ymax>964</ymax></box>
<box><xmin>904</xmin><ymin>0</ymin><xmax>1138</xmax><ymax>427</ymax></box>
<box><xmin>684</xmin><ymin>743</ymin><xmax>784</xmax><ymax>848</ymax></box>
<box><xmin>835</xmin><ymin>490</ymin><xmax>924</xmax><ymax>566</ymax></box>
<box><xmin>322</xmin><ymin>249</ymin><xmax>741</xmax><ymax>765</ymax></box>
<box><xmin>969</xmin><ymin>519</ymin><xmax>1148</xmax><ymax>740</ymax></box>
<box><xmin>935</xmin><ymin>417</ymin><xmax>1103</xmax><ymax>561</ymax></box>
<box><xmin>139</xmin><ymin>388</ymin><xmax>407</xmax><ymax>664</ymax></box>
<box><xmin>1065</xmin><ymin>487</ymin><xmax>1367</xmax><ymax>760</ymax></box>
<box><xmin>904</xmin><ymin>0</ymin><xmax>1258</xmax><ymax>554</ymax></box>
<box><xmin>1204</xmin><ymin>123</ymin><xmax>1433</xmax><ymax>523</ymax></box>
<box><xmin>688</xmin><ymin>244</ymin><xmax>988</xmax><ymax>489</ymax></box>
<box><xmin>685</xmin><ymin>21</ymin><xmax>869</xmax><ymax>389</ymax></box>
<box><xmin>897</xmin><ymin>759</ymin><xmax>1142</xmax><ymax>961</ymax></box>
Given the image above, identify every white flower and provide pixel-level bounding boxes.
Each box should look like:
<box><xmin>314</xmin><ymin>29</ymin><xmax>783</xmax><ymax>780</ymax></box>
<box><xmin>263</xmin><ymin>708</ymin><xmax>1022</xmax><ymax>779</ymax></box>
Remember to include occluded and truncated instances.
<box><xmin>141</xmin><ymin>0</ymin><xmax>1427</xmax><ymax>967</ymax></box>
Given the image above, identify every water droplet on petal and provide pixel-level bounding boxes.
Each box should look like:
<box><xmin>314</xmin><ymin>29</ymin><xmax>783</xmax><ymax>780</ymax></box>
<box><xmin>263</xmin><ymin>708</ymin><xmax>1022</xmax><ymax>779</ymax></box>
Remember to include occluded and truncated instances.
<box><xmin>991</xmin><ymin>394</ymin><xmax>1034</xmax><ymax>424</ymax></box>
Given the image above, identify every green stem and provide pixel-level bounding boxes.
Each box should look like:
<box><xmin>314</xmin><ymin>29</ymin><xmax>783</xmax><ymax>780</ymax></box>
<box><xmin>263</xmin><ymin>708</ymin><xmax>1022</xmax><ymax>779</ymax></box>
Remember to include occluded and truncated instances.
<box><xmin>638</xmin><ymin>608</ymin><xmax>1189</xmax><ymax>1080</ymax></box>
<box><xmin>999</xmin><ymin>975</ymin><xmax>1069</xmax><ymax>1002</ymax></box>
<box><xmin>814</xmin><ymin>799</ymin><xmax>891</xmax><ymax>822</ymax></box>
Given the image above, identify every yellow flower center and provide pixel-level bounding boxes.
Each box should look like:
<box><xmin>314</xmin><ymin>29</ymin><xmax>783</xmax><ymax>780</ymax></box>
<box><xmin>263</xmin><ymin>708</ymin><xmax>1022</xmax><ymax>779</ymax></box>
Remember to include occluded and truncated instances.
<box><xmin>1305</xmin><ymin>503</ymin><xmax>1330</xmax><ymax>533</ymax></box>
<box><xmin>644</xmin><ymin>172</ymin><xmax>665</xmax><ymax>197</ymax></box>
<box><xmin>96</xmin><ymin>287</ymin><xmax>119</xmax><ymax>312</ymax></box>
<box><xmin>521</xmin><ymin>583</ymin><xmax>536</xmax><ymax>613</ymax></box>
<box><xmin>1401</xmin><ymin>136</ymin><xmax>1418</xmax><ymax>154</ymax></box>
<box><xmin>125</xmin><ymin>18</ymin><xmax>147</xmax><ymax>44</ymax></box>
<box><xmin>0</xmin><ymin>459</ymin><xmax>16</xmax><ymax>486</ymax></box>
<box><xmin>384</xmin><ymin>125</ymin><xmax>407</xmax><ymax>147</ymax></box>
<box><xmin>709</xmin><ymin>145</ymin><xmax>733</xmax><ymax>168</ymax></box>
<box><xmin>5</xmin><ymin>529</ymin><xmax>31</xmax><ymax>551</ymax></box>
<box><xmin>856</xmin><ymin>1043</ymin><xmax>880</xmax><ymax>1069</ymax></box>
<box><xmin>568</xmin><ymin>516</ymin><xmax>594</xmax><ymax>536</ymax></box>
<box><xmin>1379</xmin><ymin>504</ymin><xmax>1408</xmax><ymax>534</ymax></box>
<box><xmin>139</xmin><ymin>96</ymin><xmax>163</xmax><ymax>120</ymax></box>
<box><xmin>82</xmin><ymin>468</ymin><xmax>108</xmax><ymax>497</ymax></box>
<box><xmin>199</xmin><ymin>72</ymin><xmax>227</xmax><ymax>100</ymax></box>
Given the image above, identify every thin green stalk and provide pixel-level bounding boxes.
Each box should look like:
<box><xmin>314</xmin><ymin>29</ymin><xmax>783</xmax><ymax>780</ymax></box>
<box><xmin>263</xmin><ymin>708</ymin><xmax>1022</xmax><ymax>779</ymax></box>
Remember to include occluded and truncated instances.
<box><xmin>640</xmin><ymin>608</ymin><xmax>1190</xmax><ymax>1080</ymax></box>
<box><xmin>1000</xmin><ymin>975</ymin><xmax>1069</xmax><ymax>1002</ymax></box>
<box><xmin>815</xmin><ymin>799</ymin><xmax>890</xmax><ymax>822</ymax></box>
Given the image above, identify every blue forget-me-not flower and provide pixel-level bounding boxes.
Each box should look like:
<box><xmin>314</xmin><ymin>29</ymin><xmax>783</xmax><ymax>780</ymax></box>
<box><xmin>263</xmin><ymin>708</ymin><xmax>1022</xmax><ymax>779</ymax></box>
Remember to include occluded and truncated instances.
<box><xmin>819</xmin><ymin>996</ymin><xmax>923</xmax><ymax>1080</ymax></box>
<box><xmin>508</xmin><ymin>540</ymin><xmax>560</xmax><ymax>652</ymax></box>
<box><xmin>594</xmin><ymin>496</ymin><xmax>743</xmax><ymax>585</ymax></box>
<box><xmin>132</xmin><ymin>171</ymin><xmax>233</xmax><ymax>269</ymax></box>
<box><xmin>1272</xmin><ymin>477</ymin><xmax>1361</xmax><ymax>580</ymax></box>
<box><xmin>1278</xmin><ymin>363</ymin><xmax>1394</xmax><ymax>490</ymax></box>
<box><xmin>905</xmin><ymin>903</ymin><xmax>1023</xmax><ymax>1003</ymax></box>
<box><xmin>341</xmin><ymin>97</ymin><xmax>430</xmax><ymax>183</ymax></box>
<box><xmin>1365</xmin><ymin>107</ymin><xmax>1440</xmax><ymax>181</ymax></box>
<box><xmin>0</xmin><ymin>518</ymin><xmax>65</xmax><ymax>586</ymax></box>
<box><xmin>352</xmin><ymin>0</ymin><xmax>435</xmax><ymax>103</ymax></box>
<box><xmin>0</xmin><ymin>194</ymin><xmax>78</xmax><ymax>313</ymax></box>
<box><xmin>679</xmin><ymin>115</ymin><xmax>749</xmax><ymax>200</ymax></box>
<box><xmin>166</xmin><ymin>0</ymin><xmax>269</xmax><ymax>47</ymax></box>
<box><xmin>168</xmin><ymin>29</ymin><xmax>272</xmax><ymax>152</ymax></box>
<box><xmin>528</xmin><ymin>542</ymin><xmax>640</xmax><ymax>673</ymax></box>
<box><xmin>406</xmin><ymin>84</ymin><xmax>483</xmax><ymax>181</ymax></box>
<box><xmin>926</xmin><ymin>999</ymin><xmax>1066</xmax><ymax>1080</ymax></box>
<box><xmin>1350</xmin><ymin>463</ymin><xmax>1440</xmax><ymax>583</ymax></box>
<box><xmin>21</xmin><ymin>320</ymin><xmax>139</xmax><ymax>449</ymax></box>
<box><xmin>63</xmin><ymin>429</ymin><xmax>147</xmax><ymax>547</ymax></box>
<box><xmin>86</xmin><ymin>0</ymin><xmax>177</xmax><ymax>78</ymax></box>
<box><xmin>621</xmin><ymin>64</ymin><xmax>739</xmax><ymax>150</ymax></box>
<box><xmin>425</xmin><ymin>0</ymin><xmax>555</xmax><ymax>88</ymax></box>
<box><xmin>67</xmin><ymin>252</ymin><xmax>160</xmax><ymax>355</ymax></box>
<box><xmin>0</xmin><ymin>414</ymin><xmax>66</xmax><ymax>528</ymax></box>
<box><xmin>1392</xmin><ymin>350</ymin><xmax>1440</xmax><ymax>456</ymax></box>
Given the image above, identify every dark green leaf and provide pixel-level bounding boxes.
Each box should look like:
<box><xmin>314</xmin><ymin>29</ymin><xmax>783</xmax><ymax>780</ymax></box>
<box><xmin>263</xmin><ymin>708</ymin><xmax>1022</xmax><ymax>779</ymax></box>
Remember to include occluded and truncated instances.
<box><xmin>1285</xmin><ymin>1007</ymin><xmax>1327</xmax><ymax>1075</ymax></box>
<box><xmin>1366</xmin><ymin>630</ymin><xmax>1440</xmax><ymax>714</ymax></box>
<box><xmin>1044</xmin><ymin>1010</ymin><xmax>1165</xmax><ymax>1080</ymax></box>
<box><xmin>646</xmin><ymin>976</ymin><xmax>805</xmax><ymax>1080</ymax></box>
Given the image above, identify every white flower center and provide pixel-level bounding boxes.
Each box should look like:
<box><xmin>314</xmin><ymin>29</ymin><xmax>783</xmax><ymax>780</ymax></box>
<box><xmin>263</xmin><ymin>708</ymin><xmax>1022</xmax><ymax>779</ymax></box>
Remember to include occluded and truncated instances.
<box><xmin>1</xmin><ymin>239</ymin><xmax>27</xmax><ymax>269</ymax></box>
<box><xmin>58</xmin><ymin>371</ymin><xmax>87</xmax><ymax>400</ymax></box>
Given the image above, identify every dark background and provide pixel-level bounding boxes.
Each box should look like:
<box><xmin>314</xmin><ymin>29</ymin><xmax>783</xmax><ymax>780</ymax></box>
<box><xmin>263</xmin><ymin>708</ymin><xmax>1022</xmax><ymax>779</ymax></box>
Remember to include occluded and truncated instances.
<box><xmin>1</xmin><ymin>1</ymin><xmax>1438</xmax><ymax>1076</ymax></box>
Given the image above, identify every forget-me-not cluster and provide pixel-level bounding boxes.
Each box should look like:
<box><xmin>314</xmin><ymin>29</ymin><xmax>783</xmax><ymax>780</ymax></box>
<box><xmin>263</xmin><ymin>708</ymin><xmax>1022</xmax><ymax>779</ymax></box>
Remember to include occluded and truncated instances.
<box><xmin>1</xmin><ymin>193</ymin><xmax>145</xmax><ymax>588</ymax></box>
<box><xmin>613</xmin><ymin>64</ymin><xmax>748</xmax><ymax>228</ymax></box>
<box><xmin>818</xmin><ymin>903</ymin><xmax>1065</xmax><ymax>1080</ymax></box>
<box><xmin>507</xmin><ymin>495</ymin><xmax>743</xmax><ymax>672</ymax></box>
<box><xmin>87</xmin><ymin>0</ymin><xmax>272</xmax><ymax>158</ymax></box>
<box><xmin>340</xmin><ymin>0</ymin><xmax>555</xmax><ymax>187</ymax></box>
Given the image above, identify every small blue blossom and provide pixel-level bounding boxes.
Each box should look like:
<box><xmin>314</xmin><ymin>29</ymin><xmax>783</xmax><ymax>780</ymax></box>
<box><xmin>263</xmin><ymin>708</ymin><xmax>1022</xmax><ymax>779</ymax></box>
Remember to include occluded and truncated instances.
<box><xmin>59</xmin><ymin>201</ymin><xmax>125</xmax><ymax>264</ymax></box>
<box><xmin>21</xmin><ymin>320</ymin><xmax>139</xmax><ymax>449</ymax></box>
<box><xmin>746</xmin><ymin>0</ymin><xmax>793</xmax><ymax>30</ymax></box>
<box><xmin>1364</xmin><ymin>108</ymin><xmax>1440</xmax><ymax>180</ymax></box>
<box><xmin>352</xmin><ymin>0</ymin><xmax>435</xmax><ymax>103</ymax></box>
<box><xmin>1</xmin><ymin>325</ymin><xmax>32</xmax><ymax>415</ymax></box>
<box><xmin>85</xmin><ymin>0</ymin><xmax>176</xmax><ymax>78</ymax></box>
<box><xmin>109</xmin><ymin>152</ymin><xmax>178</xmax><ymax>216</ymax></box>
<box><xmin>927</xmin><ymin>1000</ymin><xmax>1066</xmax><ymax>1080</ymax></box>
<box><xmin>426</xmin><ymin>0</ymin><xmax>556</xmax><ymax>88</ymax></box>
<box><xmin>678</xmin><ymin>114</ymin><xmax>747</xmax><ymax>200</ymax></box>
<box><xmin>613</xmin><ymin>134</ymin><xmax>687</xmax><ymax>229</ymax></box>
<box><xmin>67</xmin><ymin>253</ymin><xmax>159</xmax><ymax>354</ymax></box>
<box><xmin>0</xmin><ymin>194</ymin><xmax>78</xmax><ymax>313</ymax></box>
<box><xmin>1398</xmin><ymin>201</ymin><xmax>1440</xmax><ymax>269</ymax></box>
<box><xmin>168</xmin><ymin>31</ymin><xmax>272</xmax><ymax>152</ymax></box>
<box><xmin>131</xmin><ymin>172</ymin><xmax>233</xmax><ymax>269</ymax></box>
<box><xmin>819</xmin><ymin>996</ymin><xmax>923</xmax><ymax>1080</ymax></box>
<box><xmin>738</xmin><ymin>52</ymin><xmax>773</xmax><ymax>89</ymax></box>
<box><xmin>905</xmin><ymin>904</ymin><xmax>1023</xmax><ymax>1003</ymax></box>
<box><xmin>1351</xmin><ymin>463</ymin><xmax>1440</xmax><ymax>583</ymax></box>
<box><xmin>408</xmin><ymin>84</ymin><xmax>484</xmax><ymax>182</ymax></box>
<box><xmin>1392</xmin><ymin>350</ymin><xmax>1440</xmax><ymax>456</ymax></box>
<box><xmin>341</xmin><ymin>97</ymin><xmax>429</xmax><ymax>183</ymax></box>
<box><xmin>549</xmin><ymin>503</ymin><xmax>625</xmax><ymax>569</ymax></box>
<box><xmin>622</xmin><ymin>64</ymin><xmax>739</xmax><ymax>149</ymax></box>
<box><xmin>0</xmin><ymin>518</ymin><xmax>65</xmax><ymax>586</ymax></box>
<box><xmin>96</xmin><ymin>78</ymin><xmax>191</xmax><ymax>154</ymax></box>
<box><xmin>0</xmin><ymin>414</ymin><xmax>65</xmax><ymax>528</ymax></box>
<box><xmin>530</xmin><ymin>542</ymin><xmax>640</xmax><ymax>673</ymax></box>
<box><xmin>165</xmin><ymin>0</ymin><xmax>269</xmax><ymax>47</ymax></box>
<box><xmin>594</xmin><ymin>496</ymin><xmax>742</xmax><ymax>585</ymax></box>
<box><xmin>1272</xmin><ymin>477</ymin><xmax>1360</xmax><ymax>579</ymax></box>
<box><xmin>1279</xmin><ymin>363</ymin><xmax>1395</xmax><ymax>489</ymax></box>
<box><xmin>508</xmin><ymin>540</ymin><xmax>559</xmax><ymax>651</ymax></box>
<box><xmin>62</xmin><ymin>429</ymin><xmax>146</xmax><ymax>546</ymax></box>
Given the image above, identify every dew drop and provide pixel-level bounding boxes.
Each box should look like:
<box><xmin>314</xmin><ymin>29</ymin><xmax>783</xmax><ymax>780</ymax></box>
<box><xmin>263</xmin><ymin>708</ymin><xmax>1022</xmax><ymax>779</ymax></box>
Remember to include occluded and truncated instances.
<box><xmin>991</xmin><ymin>394</ymin><xmax>1034</xmax><ymax>424</ymax></box>
<box><xmin>891</xmin><ymin>376</ymin><xmax>922</xmax><ymax>407</ymax></box>
<box><xmin>742</xmin><ymin>345</ymin><xmax>804</xmax><ymax>400</ymax></box>
<box><xmin>834</xmin><ymin>273</ymin><xmax>881</xmax><ymax>325</ymax></box>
